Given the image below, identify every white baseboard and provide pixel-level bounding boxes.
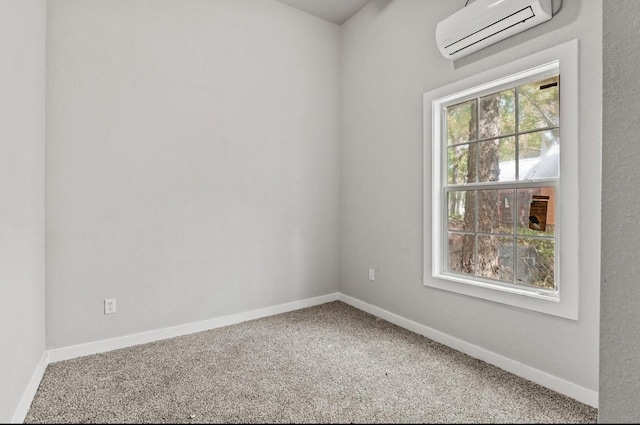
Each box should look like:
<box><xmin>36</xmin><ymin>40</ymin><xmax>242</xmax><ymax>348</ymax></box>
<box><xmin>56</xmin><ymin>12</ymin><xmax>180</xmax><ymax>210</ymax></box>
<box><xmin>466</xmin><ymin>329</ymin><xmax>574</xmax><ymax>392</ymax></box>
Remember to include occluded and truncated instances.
<box><xmin>337</xmin><ymin>293</ymin><xmax>599</xmax><ymax>408</ymax></box>
<box><xmin>11</xmin><ymin>351</ymin><xmax>49</xmax><ymax>424</ymax></box>
<box><xmin>15</xmin><ymin>291</ymin><xmax>596</xmax><ymax>424</ymax></box>
<box><xmin>48</xmin><ymin>293</ymin><xmax>339</xmax><ymax>363</ymax></box>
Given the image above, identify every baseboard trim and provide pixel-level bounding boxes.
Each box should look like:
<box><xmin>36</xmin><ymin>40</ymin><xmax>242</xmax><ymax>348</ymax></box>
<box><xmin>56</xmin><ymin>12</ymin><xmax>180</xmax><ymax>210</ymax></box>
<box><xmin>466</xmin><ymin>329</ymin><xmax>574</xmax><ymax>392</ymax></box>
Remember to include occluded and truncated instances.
<box><xmin>11</xmin><ymin>351</ymin><xmax>49</xmax><ymax>424</ymax></box>
<box><xmin>18</xmin><ymin>291</ymin><xmax>596</xmax><ymax>424</ymax></box>
<box><xmin>48</xmin><ymin>293</ymin><xmax>339</xmax><ymax>364</ymax></box>
<box><xmin>337</xmin><ymin>293</ymin><xmax>598</xmax><ymax>408</ymax></box>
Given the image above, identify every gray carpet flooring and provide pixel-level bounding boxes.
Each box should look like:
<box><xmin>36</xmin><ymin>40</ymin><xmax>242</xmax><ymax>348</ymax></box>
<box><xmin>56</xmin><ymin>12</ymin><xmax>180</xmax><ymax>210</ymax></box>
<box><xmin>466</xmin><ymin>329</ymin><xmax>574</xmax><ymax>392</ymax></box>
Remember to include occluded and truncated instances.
<box><xmin>25</xmin><ymin>301</ymin><xmax>597</xmax><ymax>423</ymax></box>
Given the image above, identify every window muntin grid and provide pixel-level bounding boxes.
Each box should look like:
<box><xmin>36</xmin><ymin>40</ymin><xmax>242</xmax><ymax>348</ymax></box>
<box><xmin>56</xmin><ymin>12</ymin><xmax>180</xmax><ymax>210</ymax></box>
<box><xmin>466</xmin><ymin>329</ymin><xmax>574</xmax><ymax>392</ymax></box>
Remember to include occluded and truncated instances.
<box><xmin>442</xmin><ymin>75</ymin><xmax>559</xmax><ymax>292</ymax></box>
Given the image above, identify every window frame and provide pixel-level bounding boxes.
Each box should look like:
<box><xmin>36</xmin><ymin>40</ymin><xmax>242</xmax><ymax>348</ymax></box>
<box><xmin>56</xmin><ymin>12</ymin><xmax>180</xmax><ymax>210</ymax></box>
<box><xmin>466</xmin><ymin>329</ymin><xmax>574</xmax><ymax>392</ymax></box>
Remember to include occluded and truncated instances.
<box><xmin>424</xmin><ymin>40</ymin><xmax>579</xmax><ymax>320</ymax></box>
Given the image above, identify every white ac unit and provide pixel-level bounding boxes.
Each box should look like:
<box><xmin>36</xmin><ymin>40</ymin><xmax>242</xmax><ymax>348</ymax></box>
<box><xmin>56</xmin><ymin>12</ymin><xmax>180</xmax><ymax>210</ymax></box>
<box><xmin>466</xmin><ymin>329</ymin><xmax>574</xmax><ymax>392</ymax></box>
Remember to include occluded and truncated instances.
<box><xmin>435</xmin><ymin>0</ymin><xmax>553</xmax><ymax>60</ymax></box>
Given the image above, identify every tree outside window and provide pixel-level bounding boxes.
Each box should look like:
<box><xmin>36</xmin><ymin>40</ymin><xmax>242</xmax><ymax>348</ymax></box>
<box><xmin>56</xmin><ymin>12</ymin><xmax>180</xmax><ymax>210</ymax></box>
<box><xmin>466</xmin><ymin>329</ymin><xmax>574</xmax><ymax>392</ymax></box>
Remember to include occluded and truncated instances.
<box><xmin>444</xmin><ymin>75</ymin><xmax>559</xmax><ymax>291</ymax></box>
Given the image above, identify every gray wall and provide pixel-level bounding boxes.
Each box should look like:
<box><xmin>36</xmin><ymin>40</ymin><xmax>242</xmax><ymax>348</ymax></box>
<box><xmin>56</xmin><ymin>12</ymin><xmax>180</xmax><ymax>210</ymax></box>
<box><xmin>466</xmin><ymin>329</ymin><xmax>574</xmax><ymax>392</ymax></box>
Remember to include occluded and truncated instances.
<box><xmin>340</xmin><ymin>0</ymin><xmax>601</xmax><ymax>393</ymax></box>
<box><xmin>600</xmin><ymin>1</ymin><xmax>640</xmax><ymax>422</ymax></box>
<box><xmin>5</xmin><ymin>1</ymin><xmax>625</xmax><ymax>420</ymax></box>
<box><xmin>0</xmin><ymin>0</ymin><xmax>47</xmax><ymax>421</ymax></box>
<box><xmin>45</xmin><ymin>0</ymin><xmax>341</xmax><ymax>348</ymax></box>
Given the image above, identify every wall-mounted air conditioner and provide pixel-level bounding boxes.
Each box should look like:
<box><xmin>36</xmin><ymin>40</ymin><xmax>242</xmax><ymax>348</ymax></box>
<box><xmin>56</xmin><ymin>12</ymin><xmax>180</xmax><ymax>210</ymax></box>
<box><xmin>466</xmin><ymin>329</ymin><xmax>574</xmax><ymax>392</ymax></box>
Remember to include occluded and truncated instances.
<box><xmin>435</xmin><ymin>0</ymin><xmax>553</xmax><ymax>60</ymax></box>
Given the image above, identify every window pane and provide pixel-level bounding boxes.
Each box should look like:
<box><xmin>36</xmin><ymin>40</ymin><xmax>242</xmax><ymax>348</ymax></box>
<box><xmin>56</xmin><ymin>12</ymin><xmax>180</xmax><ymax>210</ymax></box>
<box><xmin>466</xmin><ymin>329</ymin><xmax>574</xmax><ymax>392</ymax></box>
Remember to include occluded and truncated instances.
<box><xmin>447</xmin><ymin>143</ymin><xmax>479</xmax><ymax>184</ymax></box>
<box><xmin>478</xmin><ymin>137</ymin><xmax>516</xmax><ymax>182</ymax></box>
<box><xmin>476</xmin><ymin>235</ymin><xmax>499</xmax><ymax>278</ymax></box>
<box><xmin>447</xmin><ymin>144</ymin><xmax>475</xmax><ymax>184</ymax></box>
<box><xmin>477</xmin><ymin>189</ymin><xmax>514</xmax><ymax>234</ymax></box>
<box><xmin>477</xmin><ymin>235</ymin><xmax>514</xmax><ymax>282</ymax></box>
<box><xmin>479</xmin><ymin>89</ymin><xmax>515</xmax><ymax>139</ymax></box>
<box><xmin>516</xmin><ymin>238</ymin><xmax>555</xmax><ymax>290</ymax></box>
<box><xmin>447</xmin><ymin>190</ymin><xmax>475</xmax><ymax>232</ymax></box>
<box><xmin>446</xmin><ymin>99</ymin><xmax>477</xmax><ymax>145</ymax></box>
<box><xmin>448</xmin><ymin>233</ymin><xmax>475</xmax><ymax>276</ymax></box>
<box><xmin>516</xmin><ymin>187</ymin><xmax>555</xmax><ymax>236</ymax></box>
<box><xmin>518</xmin><ymin>76</ymin><xmax>559</xmax><ymax>132</ymax></box>
<box><xmin>518</xmin><ymin>129</ymin><xmax>559</xmax><ymax>180</ymax></box>
<box><xmin>499</xmin><ymin>238</ymin><xmax>515</xmax><ymax>283</ymax></box>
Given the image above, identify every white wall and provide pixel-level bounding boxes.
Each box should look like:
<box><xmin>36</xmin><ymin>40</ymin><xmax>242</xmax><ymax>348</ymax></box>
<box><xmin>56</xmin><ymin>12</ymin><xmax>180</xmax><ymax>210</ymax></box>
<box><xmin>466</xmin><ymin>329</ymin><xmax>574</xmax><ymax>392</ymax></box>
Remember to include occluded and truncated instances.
<box><xmin>0</xmin><ymin>0</ymin><xmax>47</xmax><ymax>421</ymax></box>
<box><xmin>45</xmin><ymin>0</ymin><xmax>341</xmax><ymax>348</ymax></box>
<box><xmin>340</xmin><ymin>0</ymin><xmax>601</xmax><ymax>397</ymax></box>
<box><xmin>600</xmin><ymin>1</ymin><xmax>640</xmax><ymax>422</ymax></box>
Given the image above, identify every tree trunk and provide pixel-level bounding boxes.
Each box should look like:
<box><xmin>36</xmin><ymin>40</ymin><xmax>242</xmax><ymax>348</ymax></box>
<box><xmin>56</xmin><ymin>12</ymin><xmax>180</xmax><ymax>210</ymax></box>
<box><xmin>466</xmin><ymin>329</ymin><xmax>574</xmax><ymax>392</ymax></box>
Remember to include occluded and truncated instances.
<box><xmin>460</xmin><ymin>95</ymin><xmax>501</xmax><ymax>277</ymax></box>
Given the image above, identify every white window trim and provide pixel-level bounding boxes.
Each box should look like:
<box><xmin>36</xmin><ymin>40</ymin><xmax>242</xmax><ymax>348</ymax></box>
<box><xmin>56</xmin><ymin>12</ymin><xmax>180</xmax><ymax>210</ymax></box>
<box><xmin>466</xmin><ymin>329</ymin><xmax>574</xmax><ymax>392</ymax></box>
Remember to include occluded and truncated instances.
<box><xmin>424</xmin><ymin>39</ymin><xmax>579</xmax><ymax>320</ymax></box>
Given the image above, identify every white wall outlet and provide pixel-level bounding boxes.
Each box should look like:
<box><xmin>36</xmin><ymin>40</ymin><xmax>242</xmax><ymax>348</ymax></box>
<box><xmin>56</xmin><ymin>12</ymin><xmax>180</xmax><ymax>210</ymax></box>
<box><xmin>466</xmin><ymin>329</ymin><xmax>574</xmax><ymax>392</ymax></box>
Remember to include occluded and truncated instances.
<box><xmin>368</xmin><ymin>268</ymin><xmax>375</xmax><ymax>281</ymax></box>
<box><xmin>104</xmin><ymin>298</ymin><xmax>116</xmax><ymax>315</ymax></box>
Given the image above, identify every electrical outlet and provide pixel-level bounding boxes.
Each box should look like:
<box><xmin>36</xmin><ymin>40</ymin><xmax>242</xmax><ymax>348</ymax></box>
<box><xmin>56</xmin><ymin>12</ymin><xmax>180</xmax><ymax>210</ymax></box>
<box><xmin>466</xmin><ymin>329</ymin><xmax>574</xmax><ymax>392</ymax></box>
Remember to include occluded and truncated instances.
<box><xmin>104</xmin><ymin>298</ymin><xmax>116</xmax><ymax>315</ymax></box>
<box><xmin>368</xmin><ymin>268</ymin><xmax>375</xmax><ymax>281</ymax></box>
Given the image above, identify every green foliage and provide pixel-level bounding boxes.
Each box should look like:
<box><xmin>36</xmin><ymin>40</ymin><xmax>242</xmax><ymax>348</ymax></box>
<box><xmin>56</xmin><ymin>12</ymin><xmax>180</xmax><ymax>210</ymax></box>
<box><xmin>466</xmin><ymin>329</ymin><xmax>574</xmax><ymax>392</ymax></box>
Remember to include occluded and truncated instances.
<box><xmin>518</xmin><ymin>76</ymin><xmax>559</xmax><ymax>132</ymax></box>
<box><xmin>518</xmin><ymin>229</ymin><xmax>555</xmax><ymax>289</ymax></box>
<box><xmin>446</xmin><ymin>100</ymin><xmax>475</xmax><ymax>145</ymax></box>
<box><xmin>444</xmin><ymin>76</ymin><xmax>559</xmax><ymax>289</ymax></box>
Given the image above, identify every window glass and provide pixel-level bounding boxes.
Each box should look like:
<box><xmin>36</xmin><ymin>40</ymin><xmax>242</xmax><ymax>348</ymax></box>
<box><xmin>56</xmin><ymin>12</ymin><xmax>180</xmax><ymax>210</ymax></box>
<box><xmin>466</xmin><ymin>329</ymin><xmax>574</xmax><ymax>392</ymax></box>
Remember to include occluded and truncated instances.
<box><xmin>426</xmin><ymin>40</ymin><xmax>580</xmax><ymax>319</ymax></box>
<box><xmin>447</xmin><ymin>100</ymin><xmax>477</xmax><ymax>145</ymax></box>
<box><xmin>479</xmin><ymin>89</ymin><xmax>515</xmax><ymax>139</ymax></box>
<box><xmin>516</xmin><ymin>187</ymin><xmax>556</xmax><ymax>237</ymax></box>
<box><xmin>442</xmin><ymin>76</ymin><xmax>559</xmax><ymax>290</ymax></box>
<box><xmin>518</xmin><ymin>76</ymin><xmax>560</xmax><ymax>132</ymax></box>
<box><xmin>448</xmin><ymin>233</ymin><xmax>475</xmax><ymax>276</ymax></box>
<box><xmin>516</xmin><ymin>238</ymin><xmax>555</xmax><ymax>290</ymax></box>
<box><xmin>447</xmin><ymin>190</ymin><xmax>474</xmax><ymax>232</ymax></box>
<box><xmin>518</xmin><ymin>129</ymin><xmax>559</xmax><ymax>180</ymax></box>
<box><xmin>477</xmin><ymin>189</ymin><xmax>514</xmax><ymax>234</ymax></box>
<box><xmin>447</xmin><ymin>144</ymin><xmax>474</xmax><ymax>184</ymax></box>
<box><xmin>477</xmin><ymin>137</ymin><xmax>516</xmax><ymax>183</ymax></box>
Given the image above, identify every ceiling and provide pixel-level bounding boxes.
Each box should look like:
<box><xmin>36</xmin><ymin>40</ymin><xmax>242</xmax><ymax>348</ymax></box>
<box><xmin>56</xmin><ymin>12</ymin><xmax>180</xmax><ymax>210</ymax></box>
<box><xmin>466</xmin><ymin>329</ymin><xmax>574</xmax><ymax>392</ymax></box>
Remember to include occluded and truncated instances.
<box><xmin>276</xmin><ymin>0</ymin><xmax>371</xmax><ymax>25</ymax></box>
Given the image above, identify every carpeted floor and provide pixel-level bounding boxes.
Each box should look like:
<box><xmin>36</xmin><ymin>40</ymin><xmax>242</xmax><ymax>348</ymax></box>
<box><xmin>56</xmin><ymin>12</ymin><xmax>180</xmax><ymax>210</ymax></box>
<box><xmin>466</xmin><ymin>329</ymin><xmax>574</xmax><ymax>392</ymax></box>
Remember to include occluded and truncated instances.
<box><xmin>25</xmin><ymin>301</ymin><xmax>597</xmax><ymax>423</ymax></box>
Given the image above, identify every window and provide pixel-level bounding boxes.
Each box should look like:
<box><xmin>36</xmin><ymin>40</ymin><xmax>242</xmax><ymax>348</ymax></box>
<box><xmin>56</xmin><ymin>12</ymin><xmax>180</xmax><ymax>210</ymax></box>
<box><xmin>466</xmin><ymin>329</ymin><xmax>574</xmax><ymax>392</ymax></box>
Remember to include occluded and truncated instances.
<box><xmin>424</xmin><ymin>40</ymin><xmax>579</xmax><ymax>319</ymax></box>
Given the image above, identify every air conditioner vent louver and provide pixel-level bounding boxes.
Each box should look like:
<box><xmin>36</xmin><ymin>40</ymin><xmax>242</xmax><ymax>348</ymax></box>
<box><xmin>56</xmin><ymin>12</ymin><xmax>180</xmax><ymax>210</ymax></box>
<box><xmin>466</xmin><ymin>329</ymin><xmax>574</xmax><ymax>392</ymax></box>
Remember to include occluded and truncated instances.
<box><xmin>436</xmin><ymin>0</ymin><xmax>553</xmax><ymax>60</ymax></box>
